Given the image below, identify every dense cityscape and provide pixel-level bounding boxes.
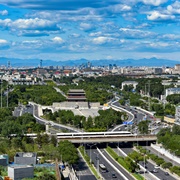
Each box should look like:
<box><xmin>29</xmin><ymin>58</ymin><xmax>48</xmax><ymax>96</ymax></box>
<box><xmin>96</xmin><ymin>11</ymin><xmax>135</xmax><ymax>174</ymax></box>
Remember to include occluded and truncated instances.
<box><xmin>0</xmin><ymin>60</ymin><xmax>179</xmax><ymax>180</ymax></box>
<box><xmin>1</xmin><ymin>0</ymin><xmax>180</xmax><ymax>180</ymax></box>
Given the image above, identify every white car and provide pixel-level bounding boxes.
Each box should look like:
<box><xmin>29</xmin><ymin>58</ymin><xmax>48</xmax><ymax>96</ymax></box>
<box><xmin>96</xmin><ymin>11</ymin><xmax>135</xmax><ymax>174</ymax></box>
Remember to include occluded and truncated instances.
<box><xmin>154</xmin><ymin>165</ymin><xmax>160</xmax><ymax>169</ymax></box>
<box><xmin>152</xmin><ymin>169</ymin><xmax>158</xmax><ymax>173</ymax></box>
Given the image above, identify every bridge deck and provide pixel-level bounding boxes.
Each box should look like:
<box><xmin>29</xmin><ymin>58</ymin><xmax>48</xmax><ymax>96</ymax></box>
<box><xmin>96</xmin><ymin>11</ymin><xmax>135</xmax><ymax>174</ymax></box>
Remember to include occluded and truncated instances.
<box><xmin>56</xmin><ymin>135</ymin><xmax>157</xmax><ymax>143</ymax></box>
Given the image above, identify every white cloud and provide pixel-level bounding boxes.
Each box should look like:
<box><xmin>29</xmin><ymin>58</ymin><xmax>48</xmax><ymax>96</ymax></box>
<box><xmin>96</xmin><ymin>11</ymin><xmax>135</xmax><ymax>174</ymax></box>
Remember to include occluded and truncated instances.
<box><xmin>0</xmin><ymin>18</ymin><xmax>11</xmax><ymax>26</ymax></box>
<box><xmin>141</xmin><ymin>0</ymin><xmax>167</xmax><ymax>6</ymax></box>
<box><xmin>0</xmin><ymin>10</ymin><xmax>8</xmax><ymax>16</ymax></box>
<box><xmin>106</xmin><ymin>55</ymin><xmax>113</xmax><ymax>59</ymax></box>
<box><xmin>13</xmin><ymin>18</ymin><xmax>56</xmax><ymax>29</ymax></box>
<box><xmin>80</xmin><ymin>22</ymin><xmax>95</xmax><ymax>31</ymax></box>
<box><xmin>52</xmin><ymin>37</ymin><xmax>64</xmax><ymax>43</ymax></box>
<box><xmin>69</xmin><ymin>33</ymin><xmax>81</xmax><ymax>38</ymax></box>
<box><xmin>119</xmin><ymin>28</ymin><xmax>155</xmax><ymax>38</ymax></box>
<box><xmin>147</xmin><ymin>11</ymin><xmax>175</xmax><ymax>21</ymax></box>
<box><xmin>92</xmin><ymin>36</ymin><xmax>113</xmax><ymax>44</ymax></box>
<box><xmin>149</xmin><ymin>42</ymin><xmax>169</xmax><ymax>47</ymax></box>
<box><xmin>89</xmin><ymin>32</ymin><xmax>102</xmax><ymax>37</ymax></box>
<box><xmin>0</xmin><ymin>39</ymin><xmax>8</xmax><ymax>44</ymax></box>
<box><xmin>110</xmin><ymin>4</ymin><xmax>131</xmax><ymax>13</ymax></box>
<box><xmin>160</xmin><ymin>34</ymin><xmax>180</xmax><ymax>40</ymax></box>
<box><xmin>167</xmin><ymin>1</ymin><xmax>180</xmax><ymax>14</ymax></box>
<box><xmin>0</xmin><ymin>18</ymin><xmax>58</xmax><ymax>30</ymax></box>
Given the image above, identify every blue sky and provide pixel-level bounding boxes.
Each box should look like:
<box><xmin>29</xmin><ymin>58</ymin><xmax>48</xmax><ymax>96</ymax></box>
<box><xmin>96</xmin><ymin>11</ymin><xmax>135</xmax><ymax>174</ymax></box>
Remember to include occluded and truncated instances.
<box><xmin>0</xmin><ymin>0</ymin><xmax>180</xmax><ymax>61</ymax></box>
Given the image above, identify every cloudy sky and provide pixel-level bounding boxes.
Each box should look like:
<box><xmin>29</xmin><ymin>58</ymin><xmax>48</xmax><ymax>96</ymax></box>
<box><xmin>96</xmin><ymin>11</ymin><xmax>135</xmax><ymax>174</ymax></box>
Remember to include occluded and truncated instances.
<box><xmin>0</xmin><ymin>0</ymin><xmax>180</xmax><ymax>61</ymax></box>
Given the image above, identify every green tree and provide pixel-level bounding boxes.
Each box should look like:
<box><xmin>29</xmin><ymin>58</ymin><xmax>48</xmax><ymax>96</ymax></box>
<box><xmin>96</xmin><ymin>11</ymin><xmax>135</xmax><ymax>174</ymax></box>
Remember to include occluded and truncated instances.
<box><xmin>57</xmin><ymin>140</ymin><xmax>79</xmax><ymax>164</ymax></box>
<box><xmin>125</xmin><ymin>156</ymin><xmax>139</xmax><ymax>173</ymax></box>
<box><xmin>138</xmin><ymin>120</ymin><xmax>149</xmax><ymax>134</ymax></box>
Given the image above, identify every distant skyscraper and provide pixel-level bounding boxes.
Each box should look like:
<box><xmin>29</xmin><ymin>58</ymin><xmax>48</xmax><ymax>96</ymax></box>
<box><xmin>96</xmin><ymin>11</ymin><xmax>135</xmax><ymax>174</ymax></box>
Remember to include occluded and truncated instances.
<box><xmin>108</xmin><ymin>64</ymin><xmax>113</xmax><ymax>70</ymax></box>
<box><xmin>87</xmin><ymin>61</ymin><xmax>91</xmax><ymax>68</ymax></box>
<box><xmin>7</xmin><ymin>61</ymin><xmax>11</xmax><ymax>69</ymax></box>
<box><xmin>40</xmin><ymin>60</ymin><xmax>42</xmax><ymax>68</ymax></box>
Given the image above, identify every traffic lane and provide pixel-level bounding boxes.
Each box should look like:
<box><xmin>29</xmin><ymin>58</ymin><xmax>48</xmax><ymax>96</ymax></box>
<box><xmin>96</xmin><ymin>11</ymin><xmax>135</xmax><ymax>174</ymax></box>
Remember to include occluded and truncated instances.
<box><xmin>32</xmin><ymin>104</ymin><xmax>79</xmax><ymax>132</ymax></box>
<box><xmin>113</xmin><ymin>147</ymin><xmax>159</xmax><ymax>180</ymax></box>
<box><xmin>112</xmin><ymin>102</ymin><xmax>144</xmax><ymax>121</ymax></box>
<box><xmin>139</xmin><ymin>161</ymin><xmax>176</xmax><ymax>180</ymax></box>
<box><xmin>99</xmin><ymin>149</ymin><xmax>134</xmax><ymax>180</ymax></box>
<box><xmin>146</xmin><ymin>146</ymin><xmax>180</xmax><ymax>167</ymax></box>
<box><xmin>118</xmin><ymin>147</ymin><xmax>133</xmax><ymax>155</ymax></box>
<box><xmin>120</xmin><ymin>148</ymin><xmax>176</xmax><ymax>180</ymax></box>
<box><xmin>90</xmin><ymin>149</ymin><xmax>127</xmax><ymax>180</ymax></box>
<box><xmin>75</xmin><ymin>153</ymin><xmax>96</xmax><ymax>180</ymax></box>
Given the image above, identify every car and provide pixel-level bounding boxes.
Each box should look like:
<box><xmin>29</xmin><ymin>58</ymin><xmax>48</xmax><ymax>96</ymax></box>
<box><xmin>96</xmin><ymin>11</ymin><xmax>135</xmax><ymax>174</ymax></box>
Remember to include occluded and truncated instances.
<box><xmin>152</xmin><ymin>169</ymin><xmax>158</xmax><ymax>173</ymax></box>
<box><xmin>165</xmin><ymin>172</ymin><xmax>169</xmax><ymax>176</ymax></box>
<box><xmin>154</xmin><ymin>165</ymin><xmax>160</xmax><ymax>169</ymax></box>
<box><xmin>112</xmin><ymin>172</ymin><xmax>117</xmax><ymax>178</ymax></box>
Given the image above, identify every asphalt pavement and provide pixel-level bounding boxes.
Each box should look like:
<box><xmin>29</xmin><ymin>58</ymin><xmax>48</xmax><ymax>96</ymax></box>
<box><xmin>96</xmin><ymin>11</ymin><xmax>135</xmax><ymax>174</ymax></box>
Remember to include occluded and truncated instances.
<box><xmin>86</xmin><ymin>147</ymin><xmax>134</xmax><ymax>180</ymax></box>
<box><xmin>119</xmin><ymin>146</ymin><xmax>177</xmax><ymax>180</ymax></box>
<box><xmin>73</xmin><ymin>152</ymin><xmax>96</xmax><ymax>180</ymax></box>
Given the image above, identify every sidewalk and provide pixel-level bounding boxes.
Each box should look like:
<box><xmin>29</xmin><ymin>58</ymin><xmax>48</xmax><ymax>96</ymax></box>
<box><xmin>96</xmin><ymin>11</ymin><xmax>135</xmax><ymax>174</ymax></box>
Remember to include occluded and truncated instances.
<box><xmin>151</xmin><ymin>143</ymin><xmax>180</xmax><ymax>166</ymax></box>
<box><xmin>62</xmin><ymin>167</ymin><xmax>70</xmax><ymax>180</ymax></box>
<box><xmin>62</xmin><ymin>167</ymin><xmax>78</xmax><ymax>180</ymax></box>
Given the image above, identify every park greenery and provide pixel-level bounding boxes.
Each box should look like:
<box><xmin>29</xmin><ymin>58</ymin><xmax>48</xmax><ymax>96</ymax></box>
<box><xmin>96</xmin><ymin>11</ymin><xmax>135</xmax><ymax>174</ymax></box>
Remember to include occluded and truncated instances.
<box><xmin>22</xmin><ymin>167</ymin><xmax>57</xmax><ymax>180</ymax></box>
<box><xmin>8</xmin><ymin>85</ymin><xmax>66</xmax><ymax>106</ymax></box>
<box><xmin>44</xmin><ymin>108</ymin><xmax>126</xmax><ymax>131</ymax></box>
<box><xmin>157</xmin><ymin>125</ymin><xmax>180</xmax><ymax>156</ymax></box>
<box><xmin>0</xmin><ymin>111</ymin><xmax>45</xmax><ymax>137</ymax></box>
<box><xmin>166</xmin><ymin>94</ymin><xmax>180</xmax><ymax>105</ymax></box>
<box><xmin>1</xmin><ymin>75</ymin><xmax>178</xmax><ymax>114</ymax></box>
<box><xmin>138</xmin><ymin>120</ymin><xmax>149</xmax><ymax>134</ymax></box>
<box><xmin>0</xmin><ymin>75</ymin><xmax>179</xmax><ymax>179</ymax></box>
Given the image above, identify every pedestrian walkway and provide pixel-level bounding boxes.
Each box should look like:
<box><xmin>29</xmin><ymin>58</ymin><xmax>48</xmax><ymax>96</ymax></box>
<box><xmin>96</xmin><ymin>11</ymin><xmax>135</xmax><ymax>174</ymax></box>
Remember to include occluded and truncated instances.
<box><xmin>151</xmin><ymin>143</ymin><xmax>180</xmax><ymax>166</ymax></box>
<box><xmin>62</xmin><ymin>167</ymin><xmax>78</xmax><ymax>180</ymax></box>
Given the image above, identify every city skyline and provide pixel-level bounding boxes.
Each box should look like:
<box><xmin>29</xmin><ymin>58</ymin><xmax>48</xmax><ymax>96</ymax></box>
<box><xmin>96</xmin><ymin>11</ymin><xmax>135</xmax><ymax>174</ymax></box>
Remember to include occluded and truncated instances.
<box><xmin>0</xmin><ymin>0</ymin><xmax>180</xmax><ymax>62</ymax></box>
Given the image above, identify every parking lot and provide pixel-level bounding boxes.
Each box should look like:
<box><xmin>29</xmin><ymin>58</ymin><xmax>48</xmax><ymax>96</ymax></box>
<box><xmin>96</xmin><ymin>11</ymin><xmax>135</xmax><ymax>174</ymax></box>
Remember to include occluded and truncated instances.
<box><xmin>72</xmin><ymin>109</ymin><xmax>99</xmax><ymax>118</ymax></box>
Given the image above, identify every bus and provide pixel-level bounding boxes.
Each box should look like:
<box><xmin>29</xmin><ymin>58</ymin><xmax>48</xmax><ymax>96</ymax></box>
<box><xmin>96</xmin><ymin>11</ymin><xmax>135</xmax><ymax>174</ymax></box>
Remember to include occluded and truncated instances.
<box><xmin>99</xmin><ymin>164</ymin><xmax>107</xmax><ymax>173</ymax></box>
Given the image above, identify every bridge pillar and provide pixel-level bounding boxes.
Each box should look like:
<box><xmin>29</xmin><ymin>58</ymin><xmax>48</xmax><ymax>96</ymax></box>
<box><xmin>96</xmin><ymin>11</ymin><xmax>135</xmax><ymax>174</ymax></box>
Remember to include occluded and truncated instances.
<box><xmin>46</xmin><ymin>124</ymin><xmax>49</xmax><ymax>133</ymax></box>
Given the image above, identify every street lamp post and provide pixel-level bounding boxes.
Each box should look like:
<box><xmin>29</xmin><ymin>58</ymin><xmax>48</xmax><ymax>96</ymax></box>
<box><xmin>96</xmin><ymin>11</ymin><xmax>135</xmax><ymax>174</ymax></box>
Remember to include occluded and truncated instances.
<box><xmin>94</xmin><ymin>152</ymin><xmax>100</xmax><ymax>176</ymax></box>
<box><xmin>144</xmin><ymin>153</ymin><xmax>146</xmax><ymax>180</ymax></box>
<box><xmin>87</xmin><ymin>143</ymin><xmax>96</xmax><ymax>163</ymax></box>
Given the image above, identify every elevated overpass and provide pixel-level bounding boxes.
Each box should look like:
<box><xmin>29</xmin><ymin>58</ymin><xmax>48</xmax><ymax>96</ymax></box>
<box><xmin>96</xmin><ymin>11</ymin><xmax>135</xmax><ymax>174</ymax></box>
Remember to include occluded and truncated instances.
<box><xmin>56</xmin><ymin>134</ymin><xmax>157</xmax><ymax>143</ymax></box>
<box><xmin>22</xmin><ymin>132</ymin><xmax>157</xmax><ymax>144</ymax></box>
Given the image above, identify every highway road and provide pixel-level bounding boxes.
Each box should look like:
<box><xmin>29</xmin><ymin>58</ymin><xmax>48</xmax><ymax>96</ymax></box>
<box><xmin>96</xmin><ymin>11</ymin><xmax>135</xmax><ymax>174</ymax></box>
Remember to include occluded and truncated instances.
<box><xmin>145</xmin><ymin>146</ymin><xmax>180</xmax><ymax>167</ymax></box>
<box><xmin>110</xmin><ymin>99</ymin><xmax>161</xmax><ymax>135</ymax></box>
<box><xmin>31</xmin><ymin>103</ymin><xmax>80</xmax><ymax>132</ymax></box>
<box><xmin>118</xmin><ymin>144</ymin><xmax>177</xmax><ymax>180</ymax></box>
<box><xmin>74</xmin><ymin>152</ymin><xmax>96</xmax><ymax>180</ymax></box>
<box><xmin>86</xmin><ymin>147</ymin><xmax>134</xmax><ymax>180</ymax></box>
